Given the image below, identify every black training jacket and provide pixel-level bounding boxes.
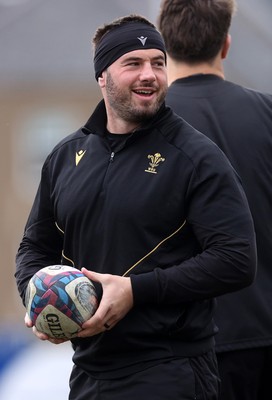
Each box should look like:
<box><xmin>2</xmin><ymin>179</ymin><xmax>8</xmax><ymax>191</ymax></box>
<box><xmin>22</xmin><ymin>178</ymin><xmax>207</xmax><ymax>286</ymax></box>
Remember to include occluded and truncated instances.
<box><xmin>15</xmin><ymin>100</ymin><xmax>256</xmax><ymax>378</ymax></box>
<box><xmin>166</xmin><ymin>74</ymin><xmax>272</xmax><ymax>353</ymax></box>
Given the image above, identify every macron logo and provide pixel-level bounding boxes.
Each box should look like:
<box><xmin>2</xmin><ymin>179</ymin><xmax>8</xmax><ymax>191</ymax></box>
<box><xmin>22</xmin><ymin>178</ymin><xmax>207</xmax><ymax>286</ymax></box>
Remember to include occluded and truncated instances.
<box><xmin>137</xmin><ymin>36</ymin><xmax>147</xmax><ymax>46</ymax></box>
<box><xmin>75</xmin><ymin>149</ymin><xmax>86</xmax><ymax>166</ymax></box>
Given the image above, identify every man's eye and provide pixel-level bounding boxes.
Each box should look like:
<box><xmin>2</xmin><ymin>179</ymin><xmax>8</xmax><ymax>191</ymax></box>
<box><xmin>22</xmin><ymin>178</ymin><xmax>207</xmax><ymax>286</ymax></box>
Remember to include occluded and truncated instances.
<box><xmin>153</xmin><ymin>62</ymin><xmax>165</xmax><ymax>67</ymax></box>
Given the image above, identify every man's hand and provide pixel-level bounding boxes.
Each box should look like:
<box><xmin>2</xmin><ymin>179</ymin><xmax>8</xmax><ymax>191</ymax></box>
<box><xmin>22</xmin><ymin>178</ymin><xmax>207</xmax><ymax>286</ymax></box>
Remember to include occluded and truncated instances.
<box><xmin>77</xmin><ymin>268</ymin><xmax>134</xmax><ymax>337</ymax></box>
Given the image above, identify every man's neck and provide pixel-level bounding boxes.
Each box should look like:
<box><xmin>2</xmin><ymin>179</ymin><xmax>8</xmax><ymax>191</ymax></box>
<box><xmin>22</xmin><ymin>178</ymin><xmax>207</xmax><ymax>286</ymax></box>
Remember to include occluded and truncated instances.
<box><xmin>167</xmin><ymin>56</ymin><xmax>225</xmax><ymax>86</ymax></box>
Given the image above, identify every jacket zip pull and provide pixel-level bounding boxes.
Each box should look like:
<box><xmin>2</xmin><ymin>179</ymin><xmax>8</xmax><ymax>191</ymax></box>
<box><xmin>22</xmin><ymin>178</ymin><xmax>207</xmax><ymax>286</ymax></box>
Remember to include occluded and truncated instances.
<box><xmin>110</xmin><ymin>152</ymin><xmax>115</xmax><ymax>162</ymax></box>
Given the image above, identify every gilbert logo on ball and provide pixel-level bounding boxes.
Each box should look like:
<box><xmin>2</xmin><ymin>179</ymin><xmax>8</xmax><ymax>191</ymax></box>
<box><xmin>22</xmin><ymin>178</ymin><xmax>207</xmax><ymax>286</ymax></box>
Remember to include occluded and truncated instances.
<box><xmin>25</xmin><ymin>265</ymin><xmax>98</xmax><ymax>339</ymax></box>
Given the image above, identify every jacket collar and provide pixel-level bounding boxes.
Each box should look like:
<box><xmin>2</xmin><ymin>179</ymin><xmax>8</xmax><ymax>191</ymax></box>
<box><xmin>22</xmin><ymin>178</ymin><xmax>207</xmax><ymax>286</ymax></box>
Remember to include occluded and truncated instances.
<box><xmin>82</xmin><ymin>99</ymin><xmax>169</xmax><ymax>137</ymax></box>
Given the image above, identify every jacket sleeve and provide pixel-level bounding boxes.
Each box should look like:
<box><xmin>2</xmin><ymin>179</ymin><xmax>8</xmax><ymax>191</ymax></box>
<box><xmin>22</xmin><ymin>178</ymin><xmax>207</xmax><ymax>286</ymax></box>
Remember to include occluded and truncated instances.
<box><xmin>15</xmin><ymin>159</ymin><xmax>63</xmax><ymax>305</ymax></box>
<box><xmin>131</xmin><ymin>142</ymin><xmax>257</xmax><ymax>305</ymax></box>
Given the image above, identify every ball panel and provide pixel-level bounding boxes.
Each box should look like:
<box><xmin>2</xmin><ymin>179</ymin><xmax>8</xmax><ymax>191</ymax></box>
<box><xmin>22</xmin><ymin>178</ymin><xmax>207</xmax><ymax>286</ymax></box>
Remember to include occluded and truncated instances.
<box><xmin>65</xmin><ymin>279</ymin><xmax>98</xmax><ymax>320</ymax></box>
<box><xmin>35</xmin><ymin>305</ymin><xmax>81</xmax><ymax>339</ymax></box>
<box><xmin>25</xmin><ymin>278</ymin><xmax>37</xmax><ymax>321</ymax></box>
<box><xmin>35</xmin><ymin>265</ymin><xmax>83</xmax><ymax>289</ymax></box>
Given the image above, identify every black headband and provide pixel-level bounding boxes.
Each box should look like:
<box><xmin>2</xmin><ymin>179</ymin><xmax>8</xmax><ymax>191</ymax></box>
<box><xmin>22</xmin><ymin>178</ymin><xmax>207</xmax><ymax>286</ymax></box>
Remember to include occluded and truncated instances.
<box><xmin>94</xmin><ymin>22</ymin><xmax>166</xmax><ymax>81</ymax></box>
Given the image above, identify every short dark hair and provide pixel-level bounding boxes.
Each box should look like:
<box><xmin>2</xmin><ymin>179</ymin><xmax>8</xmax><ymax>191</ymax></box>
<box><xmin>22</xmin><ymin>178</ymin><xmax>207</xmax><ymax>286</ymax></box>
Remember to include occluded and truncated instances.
<box><xmin>93</xmin><ymin>14</ymin><xmax>156</xmax><ymax>50</ymax></box>
<box><xmin>157</xmin><ymin>0</ymin><xmax>236</xmax><ymax>63</ymax></box>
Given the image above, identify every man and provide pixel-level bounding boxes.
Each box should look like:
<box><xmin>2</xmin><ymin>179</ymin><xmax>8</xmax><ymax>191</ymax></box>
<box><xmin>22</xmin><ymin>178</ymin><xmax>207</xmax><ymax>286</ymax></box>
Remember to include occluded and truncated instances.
<box><xmin>157</xmin><ymin>1</ymin><xmax>272</xmax><ymax>399</ymax></box>
<box><xmin>15</xmin><ymin>14</ymin><xmax>257</xmax><ymax>400</ymax></box>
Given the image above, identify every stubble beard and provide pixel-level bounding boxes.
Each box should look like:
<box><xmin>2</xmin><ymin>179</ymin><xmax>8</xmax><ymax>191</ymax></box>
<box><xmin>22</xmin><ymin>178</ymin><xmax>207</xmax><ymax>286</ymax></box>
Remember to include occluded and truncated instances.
<box><xmin>105</xmin><ymin>72</ymin><xmax>167</xmax><ymax>124</ymax></box>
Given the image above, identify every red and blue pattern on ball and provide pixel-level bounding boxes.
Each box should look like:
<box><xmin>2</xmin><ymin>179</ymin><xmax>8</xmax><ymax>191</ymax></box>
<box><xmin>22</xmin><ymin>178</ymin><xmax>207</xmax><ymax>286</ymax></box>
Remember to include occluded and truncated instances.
<box><xmin>29</xmin><ymin>269</ymin><xmax>86</xmax><ymax>326</ymax></box>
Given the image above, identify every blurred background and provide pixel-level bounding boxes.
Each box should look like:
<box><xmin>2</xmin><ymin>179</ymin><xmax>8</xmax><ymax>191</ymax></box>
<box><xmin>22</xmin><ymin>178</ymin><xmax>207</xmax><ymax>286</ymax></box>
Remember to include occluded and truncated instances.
<box><xmin>0</xmin><ymin>0</ymin><xmax>271</xmax><ymax>398</ymax></box>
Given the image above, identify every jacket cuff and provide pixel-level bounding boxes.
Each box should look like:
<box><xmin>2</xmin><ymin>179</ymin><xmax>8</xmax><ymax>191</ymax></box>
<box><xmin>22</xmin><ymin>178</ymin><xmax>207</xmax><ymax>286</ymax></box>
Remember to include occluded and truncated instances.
<box><xmin>130</xmin><ymin>271</ymin><xmax>158</xmax><ymax>305</ymax></box>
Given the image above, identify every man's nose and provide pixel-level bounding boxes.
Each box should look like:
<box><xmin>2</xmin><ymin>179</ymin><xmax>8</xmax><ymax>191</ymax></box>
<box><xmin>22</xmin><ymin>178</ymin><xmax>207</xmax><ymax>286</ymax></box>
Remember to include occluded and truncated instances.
<box><xmin>139</xmin><ymin>63</ymin><xmax>156</xmax><ymax>81</ymax></box>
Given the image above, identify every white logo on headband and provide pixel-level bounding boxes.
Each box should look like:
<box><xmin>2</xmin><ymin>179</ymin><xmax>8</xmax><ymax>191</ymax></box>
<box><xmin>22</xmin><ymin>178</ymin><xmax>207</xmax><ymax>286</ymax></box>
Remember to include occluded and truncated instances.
<box><xmin>137</xmin><ymin>36</ymin><xmax>147</xmax><ymax>46</ymax></box>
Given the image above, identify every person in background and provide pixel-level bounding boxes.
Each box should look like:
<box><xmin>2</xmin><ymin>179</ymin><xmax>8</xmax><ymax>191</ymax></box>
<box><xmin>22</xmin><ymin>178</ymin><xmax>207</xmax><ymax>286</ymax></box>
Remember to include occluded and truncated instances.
<box><xmin>157</xmin><ymin>1</ymin><xmax>272</xmax><ymax>399</ymax></box>
<box><xmin>15</xmin><ymin>13</ymin><xmax>257</xmax><ymax>400</ymax></box>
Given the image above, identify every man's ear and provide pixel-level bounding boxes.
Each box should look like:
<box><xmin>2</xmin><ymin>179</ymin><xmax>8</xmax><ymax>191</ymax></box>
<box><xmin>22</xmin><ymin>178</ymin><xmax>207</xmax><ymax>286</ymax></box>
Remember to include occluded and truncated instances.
<box><xmin>98</xmin><ymin>72</ymin><xmax>106</xmax><ymax>88</ymax></box>
<box><xmin>221</xmin><ymin>33</ymin><xmax>231</xmax><ymax>60</ymax></box>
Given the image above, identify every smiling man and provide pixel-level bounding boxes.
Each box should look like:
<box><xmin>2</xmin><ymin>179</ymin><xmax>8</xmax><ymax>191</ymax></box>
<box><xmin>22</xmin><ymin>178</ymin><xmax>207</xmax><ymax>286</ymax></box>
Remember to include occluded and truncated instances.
<box><xmin>15</xmin><ymin>14</ymin><xmax>257</xmax><ymax>400</ymax></box>
<box><xmin>93</xmin><ymin>16</ymin><xmax>168</xmax><ymax>133</ymax></box>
